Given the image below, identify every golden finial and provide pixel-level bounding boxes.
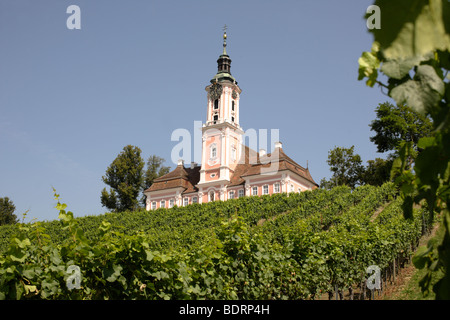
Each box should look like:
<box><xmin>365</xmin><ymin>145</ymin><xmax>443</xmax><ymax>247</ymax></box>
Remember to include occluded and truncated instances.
<box><xmin>222</xmin><ymin>24</ymin><xmax>228</xmax><ymax>55</ymax></box>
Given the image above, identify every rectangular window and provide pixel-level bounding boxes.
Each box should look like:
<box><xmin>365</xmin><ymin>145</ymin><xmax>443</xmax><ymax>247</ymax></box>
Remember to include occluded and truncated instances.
<box><xmin>169</xmin><ymin>199</ymin><xmax>174</xmax><ymax>208</ymax></box>
<box><xmin>263</xmin><ymin>185</ymin><xmax>269</xmax><ymax>195</ymax></box>
<box><xmin>183</xmin><ymin>197</ymin><xmax>189</xmax><ymax>206</ymax></box>
<box><xmin>238</xmin><ymin>189</ymin><xmax>244</xmax><ymax>197</ymax></box>
<box><xmin>160</xmin><ymin>200</ymin><xmax>165</xmax><ymax>208</ymax></box>
<box><xmin>192</xmin><ymin>196</ymin><xmax>198</xmax><ymax>204</ymax></box>
<box><xmin>274</xmin><ymin>183</ymin><xmax>280</xmax><ymax>193</ymax></box>
<box><xmin>151</xmin><ymin>202</ymin><xmax>156</xmax><ymax>210</ymax></box>
<box><xmin>229</xmin><ymin>191</ymin><xmax>235</xmax><ymax>199</ymax></box>
<box><xmin>252</xmin><ymin>186</ymin><xmax>258</xmax><ymax>196</ymax></box>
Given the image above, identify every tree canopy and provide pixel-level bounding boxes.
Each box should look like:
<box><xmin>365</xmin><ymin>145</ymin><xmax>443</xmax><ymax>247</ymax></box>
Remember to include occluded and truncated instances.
<box><xmin>101</xmin><ymin>145</ymin><xmax>145</xmax><ymax>212</ymax></box>
<box><xmin>0</xmin><ymin>197</ymin><xmax>18</xmax><ymax>226</ymax></box>
<box><xmin>322</xmin><ymin>146</ymin><xmax>364</xmax><ymax>189</ymax></box>
<box><xmin>369</xmin><ymin>102</ymin><xmax>432</xmax><ymax>155</ymax></box>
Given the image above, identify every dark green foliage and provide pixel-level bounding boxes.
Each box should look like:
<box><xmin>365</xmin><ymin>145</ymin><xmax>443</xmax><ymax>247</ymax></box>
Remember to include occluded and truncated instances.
<box><xmin>0</xmin><ymin>197</ymin><xmax>18</xmax><ymax>226</ymax></box>
<box><xmin>363</xmin><ymin>157</ymin><xmax>394</xmax><ymax>186</ymax></box>
<box><xmin>101</xmin><ymin>145</ymin><xmax>145</xmax><ymax>212</ymax></box>
<box><xmin>369</xmin><ymin>102</ymin><xmax>433</xmax><ymax>155</ymax></box>
<box><xmin>324</xmin><ymin>146</ymin><xmax>365</xmax><ymax>189</ymax></box>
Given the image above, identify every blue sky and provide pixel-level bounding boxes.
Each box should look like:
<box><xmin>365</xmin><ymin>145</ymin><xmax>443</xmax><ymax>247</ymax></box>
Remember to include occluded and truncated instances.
<box><xmin>0</xmin><ymin>0</ymin><xmax>391</xmax><ymax>222</ymax></box>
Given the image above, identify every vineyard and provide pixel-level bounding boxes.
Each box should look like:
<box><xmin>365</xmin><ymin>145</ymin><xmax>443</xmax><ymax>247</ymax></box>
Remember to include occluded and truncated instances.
<box><xmin>0</xmin><ymin>183</ymin><xmax>433</xmax><ymax>300</ymax></box>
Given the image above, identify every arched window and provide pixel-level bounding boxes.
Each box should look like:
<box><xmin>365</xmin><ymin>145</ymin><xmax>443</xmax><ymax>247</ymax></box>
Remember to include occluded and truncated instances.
<box><xmin>231</xmin><ymin>101</ymin><xmax>235</xmax><ymax>111</ymax></box>
<box><xmin>214</xmin><ymin>99</ymin><xmax>219</xmax><ymax>109</ymax></box>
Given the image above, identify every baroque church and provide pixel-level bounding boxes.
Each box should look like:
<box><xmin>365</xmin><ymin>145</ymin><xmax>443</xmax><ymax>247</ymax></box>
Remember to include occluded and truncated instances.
<box><xmin>144</xmin><ymin>30</ymin><xmax>318</xmax><ymax>210</ymax></box>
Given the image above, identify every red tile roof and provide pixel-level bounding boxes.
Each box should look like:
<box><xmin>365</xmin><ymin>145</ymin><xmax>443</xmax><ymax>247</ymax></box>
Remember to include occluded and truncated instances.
<box><xmin>145</xmin><ymin>145</ymin><xmax>317</xmax><ymax>195</ymax></box>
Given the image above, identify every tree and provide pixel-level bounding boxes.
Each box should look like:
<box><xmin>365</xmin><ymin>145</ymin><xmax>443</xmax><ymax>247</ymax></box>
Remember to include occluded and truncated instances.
<box><xmin>358</xmin><ymin>0</ymin><xmax>450</xmax><ymax>299</ymax></box>
<box><xmin>144</xmin><ymin>155</ymin><xmax>170</xmax><ymax>191</ymax></box>
<box><xmin>362</xmin><ymin>157</ymin><xmax>393</xmax><ymax>186</ymax></box>
<box><xmin>369</xmin><ymin>102</ymin><xmax>432</xmax><ymax>158</ymax></box>
<box><xmin>141</xmin><ymin>155</ymin><xmax>171</xmax><ymax>205</ymax></box>
<box><xmin>324</xmin><ymin>146</ymin><xmax>365</xmax><ymax>189</ymax></box>
<box><xmin>0</xmin><ymin>197</ymin><xmax>18</xmax><ymax>226</ymax></box>
<box><xmin>101</xmin><ymin>145</ymin><xmax>145</xmax><ymax>212</ymax></box>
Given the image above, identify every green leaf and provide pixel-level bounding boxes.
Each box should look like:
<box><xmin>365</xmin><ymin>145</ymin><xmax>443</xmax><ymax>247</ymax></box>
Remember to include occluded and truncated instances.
<box><xmin>390</xmin><ymin>65</ymin><xmax>444</xmax><ymax>115</ymax></box>
<box><xmin>145</xmin><ymin>250</ymin><xmax>154</xmax><ymax>262</ymax></box>
<box><xmin>372</xmin><ymin>0</ymin><xmax>450</xmax><ymax>59</ymax></box>
<box><xmin>380</xmin><ymin>53</ymin><xmax>431</xmax><ymax>79</ymax></box>
<box><xmin>103</xmin><ymin>264</ymin><xmax>123</xmax><ymax>282</ymax></box>
<box><xmin>10</xmin><ymin>251</ymin><xmax>28</xmax><ymax>263</ymax></box>
<box><xmin>358</xmin><ymin>43</ymin><xmax>381</xmax><ymax>87</ymax></box>
<box><xmin>55</xmin><ymin>203</ymin><xmax>67</xmax><ymax>211</ymax></box>
<box><xmin>14</xmin><ymin>238</ymin><xmax>31</xmax><ymax>249</ymax></box>
<box><xmin>22</xmin><ymin>269</ymin><xmax>35</xmax><ymax>279</ymax></box>
<box><xmin>413</xmin><ymin>245</ymin><xmax>432</xmax><ymax>269</ymax></box>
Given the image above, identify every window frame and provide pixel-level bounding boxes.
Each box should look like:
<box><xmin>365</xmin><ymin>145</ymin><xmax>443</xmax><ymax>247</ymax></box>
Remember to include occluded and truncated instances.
<box><xmin>210</xmin><ymin>143</ymin><xmax>217</xmax><ymax>160</ymax></box>
<box><xmin>274</xmin><ymin>183</ymin><xmax>280</xmax><ymax>193</ymax></box>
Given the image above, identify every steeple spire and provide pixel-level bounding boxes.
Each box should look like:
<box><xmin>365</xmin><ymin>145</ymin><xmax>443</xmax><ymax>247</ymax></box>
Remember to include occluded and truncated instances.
<box><xmin>211</xmin><ymin>25</ymin><xmax>236</xmax><ymax>84</ymax></box>
<box><xmin>222</xmin><ymin>24</ymin><xmax>228</xmax><ymax>55</ymax></box>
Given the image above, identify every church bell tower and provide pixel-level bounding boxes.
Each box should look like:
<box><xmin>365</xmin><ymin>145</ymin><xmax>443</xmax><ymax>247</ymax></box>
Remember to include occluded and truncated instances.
<box><xmin>197</xmin><ymin>27</ymin><xmax>244</xmax><ymax>199</ymax></box>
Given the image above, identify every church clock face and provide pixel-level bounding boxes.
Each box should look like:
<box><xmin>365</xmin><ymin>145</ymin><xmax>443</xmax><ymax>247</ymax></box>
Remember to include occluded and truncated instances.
<box><xmin>209</xmin><ymin>83</ymin><xmax>223</xmax><ymax>100</ymax></box>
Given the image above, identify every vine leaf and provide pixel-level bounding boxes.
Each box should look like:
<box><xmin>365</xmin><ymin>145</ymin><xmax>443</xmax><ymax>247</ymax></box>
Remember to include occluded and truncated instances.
<box><xmin>372</xmin><ymin>0</ymin><xmax>450</xmax><ymax>59</ymax></box>
<box><xmin>389</xmin><ymin>65</ymin><xmax>444</xmax><ymax>115</ymax></box>
<box><xmin>358</xmin><ymin>42</ymin><xmax>380</xmax><ymax>87</ymax></box>
<box><xmin>379</xmin><ymin>53</ymin><xmax>432</xmax><ymax>79</ymax></box>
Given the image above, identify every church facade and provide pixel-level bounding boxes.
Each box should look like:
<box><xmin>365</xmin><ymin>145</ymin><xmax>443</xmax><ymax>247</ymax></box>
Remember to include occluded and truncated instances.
<box><xmin>144</xmin><ymin>31</ymin><xmax>318</xmax><ymax>211</ymax></box>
